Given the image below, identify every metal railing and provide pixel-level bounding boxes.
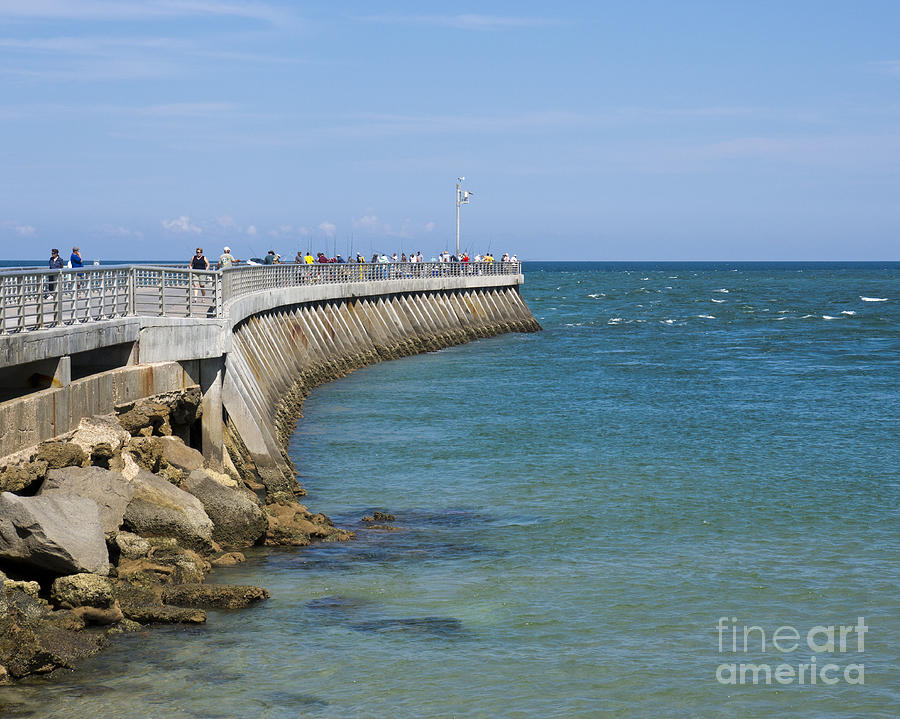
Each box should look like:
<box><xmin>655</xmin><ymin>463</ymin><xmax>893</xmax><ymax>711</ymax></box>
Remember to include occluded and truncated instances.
<box><xmin>0</xmin><ymin>261</ymin><xmax>519</xmax><ymax>335</ymax></box>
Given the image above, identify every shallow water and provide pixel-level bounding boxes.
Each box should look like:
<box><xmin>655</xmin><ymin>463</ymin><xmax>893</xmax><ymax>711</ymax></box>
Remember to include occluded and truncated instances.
<box><xmin>4</xmin><ymin>262</ymin><xmax>899</xmax><ymax>718</ymax></box>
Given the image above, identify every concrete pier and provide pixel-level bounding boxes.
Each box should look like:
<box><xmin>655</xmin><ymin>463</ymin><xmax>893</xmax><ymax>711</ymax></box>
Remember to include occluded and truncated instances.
<box><xmin>0</xmin><ymin>264</ymin><xmax>540</xmax><ymax>475</ymax></box>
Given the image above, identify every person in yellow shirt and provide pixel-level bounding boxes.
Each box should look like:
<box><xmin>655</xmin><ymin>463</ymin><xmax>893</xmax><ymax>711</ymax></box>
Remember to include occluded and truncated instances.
<box><xmin>304</xmin><ymin>252</ymin><xmax>314</xmax><ymax>265</ymax></box>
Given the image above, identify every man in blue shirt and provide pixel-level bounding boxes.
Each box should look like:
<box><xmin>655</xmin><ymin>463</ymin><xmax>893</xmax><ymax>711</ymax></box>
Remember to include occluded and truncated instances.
<box><xmin>70</xmin><ymin>246</ymin><xmax>83</xmax><ymax>268</ymax></box>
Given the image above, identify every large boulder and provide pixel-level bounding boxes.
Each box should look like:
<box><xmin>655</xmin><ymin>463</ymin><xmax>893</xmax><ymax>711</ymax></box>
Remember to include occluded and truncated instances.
<box><xmin>159</xmin><ymin>436</ymin><xmax>204</xmax><ymax>474</ymax></box>
<box><xmin>182</xmin><ymin>469</ymin><xmax>267</xmax><ymax>548</ymax></box>
<box><xmin>39</xmin><ymin>466</ymin><xmax>134</xmax><ymax>535</ymax></box>
<box><xmin>162</xmin><ymin>583</ymin><xmax>269</xmax><ymax>610</ymax></box>
<box><xmin>0</xmin><ymin>493</ymin><xmax>109</xmax><ymax>576</ymax></box>
<box><xmin>122</xmin><ymin>470</ymin><xmax>213</xmax><ymax>552</ymax></box>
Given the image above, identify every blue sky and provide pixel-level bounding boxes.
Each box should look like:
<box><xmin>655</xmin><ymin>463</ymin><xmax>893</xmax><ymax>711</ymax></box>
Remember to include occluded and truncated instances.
<box><xmin>1</xmin><ymin>0</ymin><xmax>899</xmax><ymax>261</ymax></box>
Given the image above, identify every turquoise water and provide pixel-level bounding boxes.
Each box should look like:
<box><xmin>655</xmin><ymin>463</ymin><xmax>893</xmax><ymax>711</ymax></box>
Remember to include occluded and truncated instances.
<box><xmin>4</xmin><ymin>262</ymin><xmax>899</xmax><ymax>718</ymax></box>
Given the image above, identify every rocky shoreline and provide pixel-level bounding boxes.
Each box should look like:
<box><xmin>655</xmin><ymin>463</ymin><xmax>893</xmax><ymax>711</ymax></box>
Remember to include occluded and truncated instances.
<box><xmin>0</xmin><ymin>389</ymin><xmax>351</xmax><ymax>683</ymax></box>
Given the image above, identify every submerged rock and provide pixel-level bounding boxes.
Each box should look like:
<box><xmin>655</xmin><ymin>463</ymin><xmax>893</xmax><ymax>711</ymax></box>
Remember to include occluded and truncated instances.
<box><xmin>161</xmin><ymin>583</ymin><xmax>269</xmax><ymax>610</ymax></box>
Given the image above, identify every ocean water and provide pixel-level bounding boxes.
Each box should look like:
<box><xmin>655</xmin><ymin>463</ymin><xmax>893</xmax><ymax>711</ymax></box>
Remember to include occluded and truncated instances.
<box><xmin>3</xmin><ymin>262</ymin><xmax>899</xmax><ymax>718</ymax></box>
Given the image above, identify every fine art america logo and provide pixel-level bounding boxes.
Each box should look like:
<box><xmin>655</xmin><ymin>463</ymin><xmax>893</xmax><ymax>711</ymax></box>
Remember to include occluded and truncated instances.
<box><xmin>715</xmin><ymin>617</ymin><xmax>866</xmax><ymax>686</ymax></box>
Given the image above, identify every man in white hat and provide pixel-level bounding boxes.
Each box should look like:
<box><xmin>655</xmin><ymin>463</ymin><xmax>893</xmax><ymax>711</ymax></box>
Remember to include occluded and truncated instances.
<box><xmin>218</xmin><ymin>246</ymin><xmax>234</xmax><ymax>269</ymax></box>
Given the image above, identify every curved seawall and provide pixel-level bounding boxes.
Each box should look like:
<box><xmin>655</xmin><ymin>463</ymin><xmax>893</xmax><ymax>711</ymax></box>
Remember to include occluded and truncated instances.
<box><xmin>222</xmin><ymin>285</ymin><xmax>541</xmax><ymax>494</ymax></box>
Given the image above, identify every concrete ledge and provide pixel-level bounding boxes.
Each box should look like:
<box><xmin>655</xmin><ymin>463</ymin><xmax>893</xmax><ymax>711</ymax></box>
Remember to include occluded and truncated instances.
<box><xmin>0</xmin><ymin>319</ymin><xmax>142</xmax><ymax>369</ymax></box>
<box><xmin>224</xmin><ymin>274</ymin><xmax>523</xmax><ymax>330</ymax></box>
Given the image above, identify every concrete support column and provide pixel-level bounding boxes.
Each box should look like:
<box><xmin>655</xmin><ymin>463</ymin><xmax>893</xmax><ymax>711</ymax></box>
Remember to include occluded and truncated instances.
<box><xmin>53</xmin><ymin>355</ymin><xmax>71</xmax><ymax>388</ymax></box>
<box><xmin>200</xmin><ymin>355</ymin><xmax>225</xmax><ymax>471</ymax></box>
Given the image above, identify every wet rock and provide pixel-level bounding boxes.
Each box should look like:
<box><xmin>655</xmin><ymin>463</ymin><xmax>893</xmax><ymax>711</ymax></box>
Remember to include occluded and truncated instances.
<box><xmin>264</xmin><ymin>499</ymin><xmax>353</xmax><ymax>547</ymax></box>
<box><xmin>210</xmin><ymin>552</ymin><xmax>245</xmax><ymax>567</ymax></box>
<box><xmin>372</xmin><ymin>511</ymin><xmax>395</xmax><ymax>522</ymax></box>
<box><xmin>122</xmin><ymin>604</ymin><xmax>206</xmax><ymax>624</ymax></box>
<box><xmin>39</xmin><ymin>466</ymin><xmax>134</xmax><ymax>535</ymax></box>
<box><xmin>34</xmin><ymin>441</ymin><xmax>86</xmax><ymax>470</ymax></box>
<box><xmin>71</xmin><ymin>603</ymin><xmax>124</xmax><ymax>626</ymax></box>
<box><xmin>161</xmin><ymin>583</ymin><xmax>269</xmax><ymax>610</ymax></box>
<box><xmin>182</xmin><ymin>469</ymin><xmax>267</xmax><ymax>549</ymax></box>
<box><xmin>0</xmin><ymin>492</ymin><xmax>109</xmax><ymax>576</ymax></box>
<box><xmin>0</xmin><ymin>584</ymin><xmax>105</xmax><ymax>679</ymax></box>
<box><xmin>122</xmin><ymin>469</ymin><xmax>214</xmax><ymax>552</ymax></box>
<box><xmin>50</xmin><ymin>573</ymin><xmax>115</xmax><ymax>609</ymax></box>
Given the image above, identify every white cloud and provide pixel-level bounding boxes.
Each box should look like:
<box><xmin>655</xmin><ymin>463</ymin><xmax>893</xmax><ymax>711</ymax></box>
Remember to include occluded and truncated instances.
<box><xmin>424</xmin><ymin>221</ymin><xmax>435</xmax><ymax>232</ymax></box>
<box><xmin>15</xmin><ymin>224</ymin><xmax>36</xmax><ymax>236</ymax></box>
<box><xmin>246</xmin><ymin>224</ymin><xmax>257</xmax><ymax>235</ymax></box>
<box><xmin>162</xmin><ymin>215</ymin><xmax>201</xmax><ymax>233</ymax></box>
<box><xmin>317</xmin><ymin>221</ymin><xmax>336</xmax><ymax>237</ymax></box>
<box><xmin>96</xmin><ymin>223</ymin><xmax>144</xmax><ymax>238</ymax></box>
<box><xmin>352</xmin><ymin>214</ymin><xmax>380</xmax><ymax>231</ymax></box>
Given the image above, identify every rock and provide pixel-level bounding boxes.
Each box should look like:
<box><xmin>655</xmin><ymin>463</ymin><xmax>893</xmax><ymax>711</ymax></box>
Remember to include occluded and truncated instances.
<box><xmin>69</xmin><ymin>415</ymin><xmax>131</xmax><ymax>458</ymax></box>
<box><xmin>0</xmin><ymin>460</ymin><xmax>48</xmax><ymax>493</ymax></box>
<box><xmin>159</xmin><ymin>437</ymin><xmax>204</xmax><ymax>474</ymax></box>
<box><xmin>39</xmin><ymin>466</ymin><xmax>134</xmax><ymax>535</ymax></box>
<box><xmin>34</xmin><ymin>441</ymin><xmax>86</xmax><ymax>470</ymax></box>
<box><xmin>0</xmin><ymin>584</ymin><xmax>105</xmax><ymax>679</ymax></box>
<box><xmin>2</xmin><ymin>580</ymin><xmax>41</xmax><ymax>599</ymax></box>
<box><xmin>264</xmin><ymin>499</ymin><xmax>353</xmax><ymax>546</ymax></box>
<box><xmin>50</xmin><ymin>573</ymin><xmax>115</xmax><ymax>609</ymax></box>
<box><xmin>72</xmin><ymin>602</ymin><xmax>124</xmax><ymax>626</ymax></box>
<box><xmin>116</xmin><ymin>400</ymin><xmax>172</xmax><ymax>437</ymax></box>
<box><xmin>182</xmin><ymin>469</ymin><xmax>267</xmax><ymax>549</ymax></box>
<box><xmin>0</xmin><ymin>492</ymin><xmax>109</xmax><ymax>576</ymax></box>
<box><xmin>106</xmin><ymin>618</ymin><xmax>142</xmax><ymax>634</ymax></box>
<box><xmin>122</xmin><ymin>470</ymin><xmax>214</xmax><ymax>552</ymax></box>
<box><xmin>210</xmin><ymin>552</ymin><xmax>245</xmax><ymax>567</ymax></box>
<box><xmin>161</xmin><ymin>583</ymin><xmax>269</xmax><ymax>610</ymax></box>
<box><xmin>121</xmin><ymin>604</ymin><xmax>206</xmax><ymax>624</ymax></box>
<box><xmin>113</xmin><ymin>531</ymin><xmax>151</xmax><ymax>560</ymax></box>
<box><xmin>124</xmin><ymin>436</ymin><xmax>164</xmax><ymax>473</ymax></box>
<box><xmin>372</xmin><ymin>511</ymin><xmax>395</xmax><ymax>522</ymax></box>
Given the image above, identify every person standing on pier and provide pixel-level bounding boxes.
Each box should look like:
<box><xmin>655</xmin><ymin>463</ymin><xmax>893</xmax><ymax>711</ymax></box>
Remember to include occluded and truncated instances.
<box><xmin>218</xmin><ymin>246</ymin><xmax>234</xmax><ymax>269</ymax></box>
<box><xmin>190</xmin><ymin>247</ymin><xmax>210</xmax><ymax>298</ymax></box>
<box><xmin>47</xmin><ymin>248</ymin><xmax>63</xmax><ymax>296</ymax></box>
<box><xmin>70</xmin><ymin>246</ymin><xmax>83</xmax><ymax>269</ymax></box>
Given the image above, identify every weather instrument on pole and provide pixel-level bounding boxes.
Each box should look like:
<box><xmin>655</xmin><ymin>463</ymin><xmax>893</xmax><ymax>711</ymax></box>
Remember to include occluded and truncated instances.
<box><xmin>456</xmin><ymin>177</ymin><xmax>474</xmax><ymax>256</ymax></box>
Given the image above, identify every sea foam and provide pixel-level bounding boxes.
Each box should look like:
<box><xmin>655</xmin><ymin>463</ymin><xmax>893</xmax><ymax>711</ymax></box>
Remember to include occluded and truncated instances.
<box><xmin>860</xmin><ymin>296</ymin><xmax>888</xmax><ymax>302</ymax></box>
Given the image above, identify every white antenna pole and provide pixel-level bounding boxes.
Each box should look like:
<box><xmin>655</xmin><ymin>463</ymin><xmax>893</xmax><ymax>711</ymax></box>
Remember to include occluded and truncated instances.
<box><xmin>456</xmin><ymin>178</ymin><xmax>462</xmax><ymax>256</ymax></box>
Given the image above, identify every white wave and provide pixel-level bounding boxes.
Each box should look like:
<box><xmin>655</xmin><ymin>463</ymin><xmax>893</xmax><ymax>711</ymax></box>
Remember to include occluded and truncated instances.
<box><xmin>774</xmin><ymin>317</ymin><xmax>787</xmax><ymax>321</ymax></box>
<box><xmin>696</xmin><ymin>314</ymin><xmax>716</xmax><ymax>319</ymax></box>
<box><xmin>777</xmin><ymin>310</ymin><xmax>789</xmax><ymax>314</ymax></box>
<box><xmin>822</xmin><ymin>315</ymin><xmax>839</xmax><ymax>320</ymax></box>
<box><xmin>608</xmin><ymin>317</ymin><xmax>623</xmax><ymax>323</ymax></box>
<box><xmin>587</xmin><ymin>293</ymin><xmax>601</xmax><ymax>298</ymax></box>
<box><xmin>663</xmin><ymin>319</ymin><xmax>676</xmax><ymax>325</ymax></box>
<box><xmin>711</xmin><ymin>299</ymin><xmax>726</xmax><ymax>303</ymax></box>
<box><xmin>860</xmin><ymin>296</ymin><xmax>888</xmax><ymax>302</ymax></box>
<box><xmin>801</xmin><ymin>314</ymin><xmax>814</xmax><ymax>318</ymax></box>
<box><xmin>714</xmin><ymin>288</ymin><xmax>729</xmax><ymax>293</ymax></box>
<box><xmin>841</xmin><ymin>310</ymin><xmax>856</xmax><ymax>316</ymax></box>
<box><xmin>641</xmin><ymin>277</ymin><xmax>649</xmax><ymax>280</ymax></box>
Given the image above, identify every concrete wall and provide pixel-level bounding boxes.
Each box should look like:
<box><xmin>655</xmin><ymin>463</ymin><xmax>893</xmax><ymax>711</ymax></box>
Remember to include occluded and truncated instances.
<box><xmin>220</xmin><ymin>286</ymin><xmax>541</xmax><ymax>492</ymax></box>
<box><xmin>0</xmin><ymin>361</ymin><xmax>198</xmax><ymax>458</ymax></box>
<box><xmin>0</xmin><ymin>279</ymin><xmax>540</xmax><ymax>471</ymax></box>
